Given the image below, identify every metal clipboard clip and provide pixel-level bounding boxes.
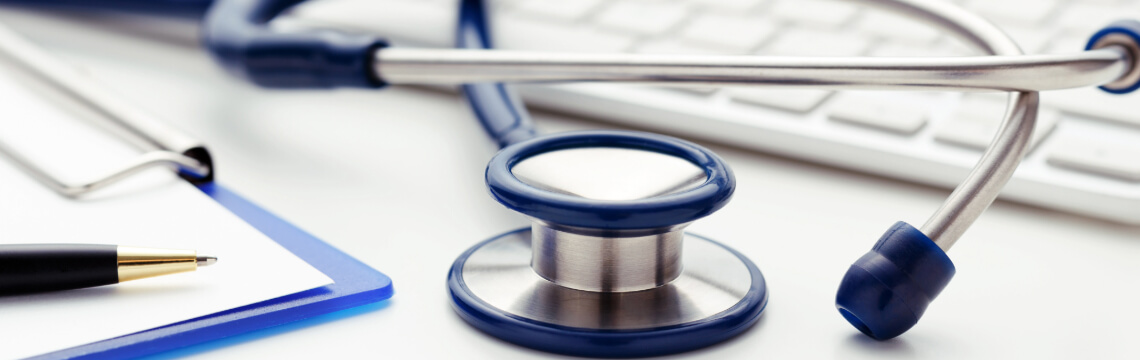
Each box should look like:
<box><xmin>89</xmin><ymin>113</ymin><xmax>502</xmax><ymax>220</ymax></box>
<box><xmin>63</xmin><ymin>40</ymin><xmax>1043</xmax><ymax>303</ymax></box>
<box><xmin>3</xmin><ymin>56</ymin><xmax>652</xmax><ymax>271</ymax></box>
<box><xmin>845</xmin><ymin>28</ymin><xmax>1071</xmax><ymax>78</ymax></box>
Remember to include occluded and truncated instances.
<box><xmin>0</xmin><ymin>22</ymin><xmax>213</xmax><ymax>198</ymax></box>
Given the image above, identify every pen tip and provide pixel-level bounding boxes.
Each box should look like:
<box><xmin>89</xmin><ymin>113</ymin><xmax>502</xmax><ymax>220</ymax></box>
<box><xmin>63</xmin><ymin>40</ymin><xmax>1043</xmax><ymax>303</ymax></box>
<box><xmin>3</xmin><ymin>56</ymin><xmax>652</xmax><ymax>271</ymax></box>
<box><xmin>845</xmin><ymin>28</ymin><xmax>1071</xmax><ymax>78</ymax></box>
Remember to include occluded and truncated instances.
<box><xmin>197</xmin><ymin>255</ymin><xmax>218</xmax><ymax>267</ymax></box>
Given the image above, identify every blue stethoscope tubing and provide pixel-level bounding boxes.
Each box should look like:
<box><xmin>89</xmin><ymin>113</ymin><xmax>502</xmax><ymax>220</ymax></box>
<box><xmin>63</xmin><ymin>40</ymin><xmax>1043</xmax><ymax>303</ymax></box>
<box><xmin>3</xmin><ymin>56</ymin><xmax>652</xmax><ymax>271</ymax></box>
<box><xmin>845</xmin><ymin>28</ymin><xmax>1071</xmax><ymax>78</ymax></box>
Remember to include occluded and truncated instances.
<box><xmin>453</xmin><ymin>0</ymin><xmax>535</xmax><ymax>148</ymax></box>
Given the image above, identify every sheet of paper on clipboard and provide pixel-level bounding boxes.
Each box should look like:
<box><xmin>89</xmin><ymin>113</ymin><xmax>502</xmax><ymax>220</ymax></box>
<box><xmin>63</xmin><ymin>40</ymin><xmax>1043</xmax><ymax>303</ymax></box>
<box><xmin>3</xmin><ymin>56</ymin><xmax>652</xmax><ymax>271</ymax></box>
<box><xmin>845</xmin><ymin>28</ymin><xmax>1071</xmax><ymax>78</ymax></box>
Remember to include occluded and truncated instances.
<box><xmin>0</xmin><ymin>37</ymin><xmax>333</xmax><ymax>360</ymax></box>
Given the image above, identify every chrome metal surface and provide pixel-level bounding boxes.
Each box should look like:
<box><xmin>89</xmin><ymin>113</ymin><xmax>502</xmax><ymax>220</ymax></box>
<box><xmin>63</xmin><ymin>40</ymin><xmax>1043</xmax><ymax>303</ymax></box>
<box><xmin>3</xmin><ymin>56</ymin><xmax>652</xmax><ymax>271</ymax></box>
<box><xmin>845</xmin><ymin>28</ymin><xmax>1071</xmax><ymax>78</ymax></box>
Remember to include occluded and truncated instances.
<box><xmin>197</xmin><ymin>255</ymin><xmax>217</xmax><ymax>267</ymax></box>
<box><xmin>374</xmin><ymin>47</ymin><xmax>1128</xmax><ymax>92</ymax></box>
<box><xmin>861</xmin><ymin>0</ymin><xmax>1037</xmax><ymax>251</ymax></box>
<box><xmin>510</xmin><ymin>147</ymin><xmax>706</xmax><ymax>201</ymax></box>
<box><xmin>460</xmin><ymin>230</ymin><xmax>753</xmax><ymax>330</ymax></box>
<box><xmin>1090</xmin><ymin>33</ymin><xmax>1140</xmax><ymax>92</ymax></box>
<box><xmin>531</xmin><ymin>223</ymin><xmax>683</xmax><ymax>293</ymax></box>
<box><xmin>0</xmin><ymin>143</ymin><xmax>209</xmax><ymax>198</ymax></box>
<box><xmin>0</xmin><ymin>22</ymin><xmax>212</xmax><ymax>197</ymax></box>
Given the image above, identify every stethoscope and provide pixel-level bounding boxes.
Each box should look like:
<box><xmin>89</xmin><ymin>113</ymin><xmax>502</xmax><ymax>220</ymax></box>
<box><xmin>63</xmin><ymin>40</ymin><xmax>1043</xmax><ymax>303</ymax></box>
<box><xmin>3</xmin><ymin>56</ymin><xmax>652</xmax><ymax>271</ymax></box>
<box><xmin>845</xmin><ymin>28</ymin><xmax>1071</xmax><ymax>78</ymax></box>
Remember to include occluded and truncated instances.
<box><xmin>5</xmin><ymin>0</ymin><xmax>1140</xmax><ymax>356</ymax></box>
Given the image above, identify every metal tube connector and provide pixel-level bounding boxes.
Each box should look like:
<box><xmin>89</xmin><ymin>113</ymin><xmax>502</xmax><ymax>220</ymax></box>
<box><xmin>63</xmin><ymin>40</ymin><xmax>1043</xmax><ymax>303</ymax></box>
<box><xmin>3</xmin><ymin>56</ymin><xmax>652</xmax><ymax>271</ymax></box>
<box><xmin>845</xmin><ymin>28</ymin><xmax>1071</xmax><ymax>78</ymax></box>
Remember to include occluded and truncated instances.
<box><xmin>530</xmin><ymin>222</ymin><xmax>684</xmax><ymax>293</ymax></box>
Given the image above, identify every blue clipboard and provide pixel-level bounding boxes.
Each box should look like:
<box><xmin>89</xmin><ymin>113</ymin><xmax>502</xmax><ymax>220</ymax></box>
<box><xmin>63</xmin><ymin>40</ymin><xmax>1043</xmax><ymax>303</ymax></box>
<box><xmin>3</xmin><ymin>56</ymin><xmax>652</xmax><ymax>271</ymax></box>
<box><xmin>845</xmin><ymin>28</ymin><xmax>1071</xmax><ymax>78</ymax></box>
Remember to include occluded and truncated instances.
<box><xmin>33</xmin><ymin>182</ymin><xmax>395</xmax><ymax>360</ymax></box>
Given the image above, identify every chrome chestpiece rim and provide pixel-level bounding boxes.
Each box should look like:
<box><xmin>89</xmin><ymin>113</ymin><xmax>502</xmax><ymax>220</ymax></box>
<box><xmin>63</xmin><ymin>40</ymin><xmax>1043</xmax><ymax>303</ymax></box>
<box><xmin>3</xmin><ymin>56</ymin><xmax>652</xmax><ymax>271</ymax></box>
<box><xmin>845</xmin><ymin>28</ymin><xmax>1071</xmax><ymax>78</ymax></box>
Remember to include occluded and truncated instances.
<box><xmin>448</xmin><ymin>131</ymin><xmax>768</xmax><ymax>357</ymax></box>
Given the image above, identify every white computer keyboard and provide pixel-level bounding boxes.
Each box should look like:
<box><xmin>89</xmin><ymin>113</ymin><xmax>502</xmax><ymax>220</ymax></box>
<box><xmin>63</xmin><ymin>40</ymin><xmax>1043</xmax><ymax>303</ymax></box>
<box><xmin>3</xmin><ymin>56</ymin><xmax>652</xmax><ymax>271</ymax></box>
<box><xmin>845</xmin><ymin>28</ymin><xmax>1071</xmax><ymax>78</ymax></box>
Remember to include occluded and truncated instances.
<box><xmin>278</xmin><ymin>0</ymin><xmax>1140</xmax><ymax>224</ymax></box>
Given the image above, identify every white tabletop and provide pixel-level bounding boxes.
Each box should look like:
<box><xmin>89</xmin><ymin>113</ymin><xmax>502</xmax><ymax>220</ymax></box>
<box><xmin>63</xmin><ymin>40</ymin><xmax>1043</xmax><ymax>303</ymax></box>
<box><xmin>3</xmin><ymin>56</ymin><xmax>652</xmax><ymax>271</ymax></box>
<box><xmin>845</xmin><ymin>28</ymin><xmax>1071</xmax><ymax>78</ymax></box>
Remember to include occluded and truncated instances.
<box><xmin>2</xmin><ymin>7</ymin><xmax>1139</xmax><ymax>359</ymax></box>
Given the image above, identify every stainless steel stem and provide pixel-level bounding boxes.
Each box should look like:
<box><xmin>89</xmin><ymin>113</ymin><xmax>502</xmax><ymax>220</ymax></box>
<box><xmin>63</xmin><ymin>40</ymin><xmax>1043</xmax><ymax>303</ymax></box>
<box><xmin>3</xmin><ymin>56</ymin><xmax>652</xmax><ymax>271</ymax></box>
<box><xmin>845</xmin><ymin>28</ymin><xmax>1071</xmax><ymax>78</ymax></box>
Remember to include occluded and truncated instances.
<box><xmin>862</xmin><ymin>0</ymin><xmax>1037</xmax><ymax>251</ymax></box>
<box><xmin>374</xmin><ymin>47</ymin><xmax>1128</xmax><ymax>92</ymax></box>
<box><xmin>530</xmin><ymin>222</ymin><xmax>685</xmax><ymax>293</ymax></box>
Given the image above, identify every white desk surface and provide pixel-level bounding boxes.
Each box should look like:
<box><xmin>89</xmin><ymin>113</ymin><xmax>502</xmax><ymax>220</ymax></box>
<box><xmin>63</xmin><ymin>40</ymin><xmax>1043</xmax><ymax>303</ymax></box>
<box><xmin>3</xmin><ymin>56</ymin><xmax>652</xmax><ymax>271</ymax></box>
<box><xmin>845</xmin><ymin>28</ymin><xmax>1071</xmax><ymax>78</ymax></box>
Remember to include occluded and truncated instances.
<box><xmin>3</xmin><ymin>8</ymin><xmax>1140</xmax><ymax>360</ymax></box>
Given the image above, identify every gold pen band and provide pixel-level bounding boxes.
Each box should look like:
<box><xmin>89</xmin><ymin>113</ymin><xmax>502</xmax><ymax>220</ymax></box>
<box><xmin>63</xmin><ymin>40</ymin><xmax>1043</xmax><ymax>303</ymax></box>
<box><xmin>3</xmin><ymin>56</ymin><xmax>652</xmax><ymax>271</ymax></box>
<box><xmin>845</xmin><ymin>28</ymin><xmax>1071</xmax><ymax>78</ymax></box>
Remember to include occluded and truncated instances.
<box><xmin>116</xmin><ymin>246</ymin><xmax>199</xmax><ymax>282</ymax></box>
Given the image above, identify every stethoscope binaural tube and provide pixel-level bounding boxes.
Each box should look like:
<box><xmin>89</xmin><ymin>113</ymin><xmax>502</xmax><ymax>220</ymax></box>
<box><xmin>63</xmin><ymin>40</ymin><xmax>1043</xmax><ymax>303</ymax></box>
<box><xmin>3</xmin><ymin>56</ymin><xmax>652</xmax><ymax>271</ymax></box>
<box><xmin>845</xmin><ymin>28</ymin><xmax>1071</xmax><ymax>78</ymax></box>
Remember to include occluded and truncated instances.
<box><xmin>373</xmin><ymin>48</ymin><xmax>1132</xmax><ymax>92</ymax></box>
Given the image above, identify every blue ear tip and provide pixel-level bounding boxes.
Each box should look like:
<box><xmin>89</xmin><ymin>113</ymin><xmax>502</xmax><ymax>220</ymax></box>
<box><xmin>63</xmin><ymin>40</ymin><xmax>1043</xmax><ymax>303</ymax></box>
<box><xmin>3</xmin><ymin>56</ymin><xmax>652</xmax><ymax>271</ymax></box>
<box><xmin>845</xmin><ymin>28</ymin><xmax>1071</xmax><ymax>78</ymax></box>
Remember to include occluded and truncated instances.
<box><xmin>835</xmin><ymin>222</ymin><xmax>956</xmax><ymax>340</ymax></box>
<box><xmin>835</xmin><ymin>264</ymin><xmax>920</xmax><ymax>340</ymax></box>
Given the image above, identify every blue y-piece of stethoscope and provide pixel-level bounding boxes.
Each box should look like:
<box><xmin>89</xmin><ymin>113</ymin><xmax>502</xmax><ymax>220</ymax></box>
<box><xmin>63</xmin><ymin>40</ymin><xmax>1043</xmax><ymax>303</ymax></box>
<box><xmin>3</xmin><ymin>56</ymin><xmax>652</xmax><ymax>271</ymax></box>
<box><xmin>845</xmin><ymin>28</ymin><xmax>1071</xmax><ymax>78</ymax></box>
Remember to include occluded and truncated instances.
<box><xmin>4</xmin><ymin>0</ymin><xmax>1140</xmax><ymax>356</ymax></box>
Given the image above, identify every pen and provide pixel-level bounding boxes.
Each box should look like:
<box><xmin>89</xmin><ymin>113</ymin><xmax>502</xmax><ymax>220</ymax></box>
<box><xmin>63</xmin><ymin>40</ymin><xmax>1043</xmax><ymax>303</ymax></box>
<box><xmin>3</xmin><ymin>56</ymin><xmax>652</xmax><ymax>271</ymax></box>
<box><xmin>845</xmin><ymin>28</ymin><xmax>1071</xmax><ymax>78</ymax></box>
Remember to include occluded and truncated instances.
<box><xmin>0</xmin><ymin>244</ymin><xmax>217</xmax><ymax>295</ymax></box>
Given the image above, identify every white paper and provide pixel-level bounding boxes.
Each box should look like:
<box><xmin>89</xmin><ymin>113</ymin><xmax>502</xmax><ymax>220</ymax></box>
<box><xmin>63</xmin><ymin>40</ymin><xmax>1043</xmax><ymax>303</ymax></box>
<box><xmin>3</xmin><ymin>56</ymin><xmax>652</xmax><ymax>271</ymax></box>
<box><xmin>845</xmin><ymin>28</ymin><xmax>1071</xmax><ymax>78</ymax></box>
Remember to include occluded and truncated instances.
<box><xmin>0</xmin><ymin>60</ymin><xmax>333</xmax><ymax>359</ymax></box>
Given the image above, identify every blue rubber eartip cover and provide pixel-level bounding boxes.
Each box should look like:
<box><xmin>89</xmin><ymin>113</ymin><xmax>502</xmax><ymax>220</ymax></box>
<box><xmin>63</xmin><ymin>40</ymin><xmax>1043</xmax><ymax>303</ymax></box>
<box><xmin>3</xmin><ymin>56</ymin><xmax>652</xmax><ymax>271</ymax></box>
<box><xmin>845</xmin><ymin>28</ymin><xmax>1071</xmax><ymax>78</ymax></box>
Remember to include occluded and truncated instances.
<box><xmin>1087</xmin><ymin>19</ymin><xmax>1140</xmax><ymax>94</ymax></box>
<box><xmin>835</xmin><ymin>222</ymin><xmax>955</xmax><ymax>340</ymax></box>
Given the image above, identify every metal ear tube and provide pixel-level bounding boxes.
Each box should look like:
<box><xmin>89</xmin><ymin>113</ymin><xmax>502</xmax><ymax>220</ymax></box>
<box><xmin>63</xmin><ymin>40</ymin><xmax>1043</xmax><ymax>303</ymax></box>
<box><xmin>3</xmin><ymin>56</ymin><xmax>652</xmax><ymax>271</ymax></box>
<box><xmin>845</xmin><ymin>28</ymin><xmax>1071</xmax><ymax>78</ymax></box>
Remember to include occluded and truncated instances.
<box><xmin>835</xmin><ymin>18</ymin><xmax>1140</xmax><ymax>341</ymax></box>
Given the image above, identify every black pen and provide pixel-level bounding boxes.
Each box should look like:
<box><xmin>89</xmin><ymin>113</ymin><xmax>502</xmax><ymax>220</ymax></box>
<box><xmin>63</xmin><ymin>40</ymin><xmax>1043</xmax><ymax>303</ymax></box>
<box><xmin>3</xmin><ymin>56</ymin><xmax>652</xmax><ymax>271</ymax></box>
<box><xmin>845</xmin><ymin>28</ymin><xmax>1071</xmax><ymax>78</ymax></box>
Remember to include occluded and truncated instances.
<box><xmin>0</xmin><ymin>244</ymin><xmax>217</xmax><ymax>295</ymax></box>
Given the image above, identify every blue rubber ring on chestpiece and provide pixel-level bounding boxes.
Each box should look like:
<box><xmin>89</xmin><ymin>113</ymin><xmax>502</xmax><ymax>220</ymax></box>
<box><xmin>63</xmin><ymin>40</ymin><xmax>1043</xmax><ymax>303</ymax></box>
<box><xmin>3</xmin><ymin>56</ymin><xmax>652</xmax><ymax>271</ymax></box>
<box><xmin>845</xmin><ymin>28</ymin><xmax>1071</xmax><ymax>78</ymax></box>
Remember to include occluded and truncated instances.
<box><xmin>448</xmin><ymin>229</ymin><xmax>767</xmax><ymax>358</ymax></box>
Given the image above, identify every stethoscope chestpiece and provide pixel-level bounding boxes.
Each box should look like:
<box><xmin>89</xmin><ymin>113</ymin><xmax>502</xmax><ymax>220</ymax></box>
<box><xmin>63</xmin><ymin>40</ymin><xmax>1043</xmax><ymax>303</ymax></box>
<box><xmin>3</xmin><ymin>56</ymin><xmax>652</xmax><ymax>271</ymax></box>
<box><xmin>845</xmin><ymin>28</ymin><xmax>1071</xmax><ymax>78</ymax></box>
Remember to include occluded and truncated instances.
<box><xmin>448</xmin><ymin>130</ymin><xmax>767</xmax><ymax>357</ymax></box>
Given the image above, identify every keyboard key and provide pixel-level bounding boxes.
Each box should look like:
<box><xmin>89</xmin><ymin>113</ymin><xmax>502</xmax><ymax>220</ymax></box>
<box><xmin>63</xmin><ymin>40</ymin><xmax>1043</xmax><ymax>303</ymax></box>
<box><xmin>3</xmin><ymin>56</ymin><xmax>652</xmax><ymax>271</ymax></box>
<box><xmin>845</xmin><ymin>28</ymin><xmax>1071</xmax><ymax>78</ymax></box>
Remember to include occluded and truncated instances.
<box><xmin>856</xmin><ymin>11</ymin><xmax>940</xmax><ymax>44</ymax></box>
<box><xmin>512</xmin><ymin>0</ymin><xmax>603</xmax><ymax>21</ymax></box>
<box><xmin>1055</xmin><ymin>3</ymin><xmax>1136</xmax><ymax>35</ymax></box>
<box><xmin>935</xmin><ymin>37</ymin><xmax>982</xmax><ymax>56</ymax></box>
<box><xmin>688</xmin><ymin>0</ymin><xmax>768</xmax><ymax>12</ymax></box>
<box><xmin>769</xmin><ymin>0</ymin><xmax>860</xmax><ymax>28</ymax></box>
<box><xmin>678</xmin><ymin>14</ymin><xmax>778</xmax><ymax>53</ymax></box>
<box><xmin>635</xmin><ymin>41</ymin><xmax>721</xmax><ymax>94</ymax></box>
<box><xmin>934</xmin><ymin>96</ymin><xmax>1059</xmax><ymax>151</ymax></box>
<box><xmin>635</xmin><ymin>40</ymin><xmax>722</xmax><ymax>55</ymax></box>
<box><xmin>761</xmin><ymin>27</ymin><xmax>873</xmax><ymax>56</ymax></box>
<box><xmin>1044</xmin><ymin>88</ymin><xmax>1140</xmax><ymax>127</ymax></box>
<box><xmin>828</xmin><ymin>94</ymin><xmax>929</xmax><ymax>134</ymax></box>
<box><xmin>594</xmin><ymin>2</ymin><xmax>689</xmax><ymax>35</ymax></box>
<box><xmin>1077</xmin><ymin>0</ymin><xmax>1131</xmax><ymax>5</ymax></box>
<box><xmin>1043</xmin><ymin>34</ymin><xmax>1087</xmax><ymax>54</ymax></box>
<box><xmin>870</xmin><ymin>42</ymin><xmax>968</xmax><ymax>57</ymax></box>
<box><xmin>999</xmin><ymin>25</ymin><xmax>1054</xmax><ymax>54</ymax></box>
<box><xmin>729</xmin><ymin>88</ymin><xmax>833</xmax><ymax>113</ymax></box>
<box><xmin>967</xmin><ymin>0</ymin><xmax>1061</xmax><ymax>26</ymax></box>
<box><xmin>1048</xmin><ymin>137</ymin><xmax>1140</xmax><ymax>181</ymax></box>
<box><xmin>496</xmin><ymin>15</ymin><xmax>636</xmax><ymax>52</ymax></box>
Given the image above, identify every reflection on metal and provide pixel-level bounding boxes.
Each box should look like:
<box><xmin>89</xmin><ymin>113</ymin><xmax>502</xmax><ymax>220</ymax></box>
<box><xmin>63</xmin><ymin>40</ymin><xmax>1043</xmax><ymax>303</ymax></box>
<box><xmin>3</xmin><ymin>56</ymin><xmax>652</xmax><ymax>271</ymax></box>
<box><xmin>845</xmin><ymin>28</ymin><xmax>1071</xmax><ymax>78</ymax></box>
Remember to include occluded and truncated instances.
<box><xmin>1089</xmin><ymin>33</ymin><xmax>1140</xmax><ymax>92</ymax></box>
<box><xmin>460</xmin><ymin>230</ymin><xmax>753</xmax><ymax>330</ymax></box>
<box><xmin>374</xmin><ymin>47</ymin><xmax>1129</xmax><ymax>92</ymax></box>
<box><xmin>530</xmin><ymin>223</ymin><xmax>684</xmax><ymax>293</ymax></box>
<box><xmin>510</xmin><ymin>147</ymin><xmax>706</xmax><ymax>201</ymax></box>
<box><xmin>116</xmin><ymin>246</ymin><xmax>198</xmax><ymax>282</ymax></box>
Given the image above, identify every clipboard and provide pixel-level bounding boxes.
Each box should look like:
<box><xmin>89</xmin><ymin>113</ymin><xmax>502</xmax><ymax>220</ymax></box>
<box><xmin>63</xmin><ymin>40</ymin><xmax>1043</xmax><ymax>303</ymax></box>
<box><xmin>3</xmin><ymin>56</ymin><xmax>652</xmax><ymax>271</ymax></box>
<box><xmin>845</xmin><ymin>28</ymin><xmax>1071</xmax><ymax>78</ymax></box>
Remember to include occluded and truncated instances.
<box><xmin>0</xmin><ymin>21</ymin><xmax>394</xmax><ymax>360</ymax></box>
<box><xmin>32</xmin><ymin>183</ymin><xmax>394</xmax><ymax>360</ymax></box>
